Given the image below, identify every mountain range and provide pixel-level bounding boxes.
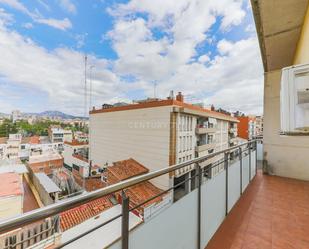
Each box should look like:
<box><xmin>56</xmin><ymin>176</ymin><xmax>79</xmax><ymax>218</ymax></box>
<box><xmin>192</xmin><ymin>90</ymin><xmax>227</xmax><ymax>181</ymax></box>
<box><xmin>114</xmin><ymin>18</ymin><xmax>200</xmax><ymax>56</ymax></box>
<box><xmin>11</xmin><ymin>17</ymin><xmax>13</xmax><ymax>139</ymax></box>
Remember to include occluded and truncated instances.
<box><xmin>28</xmin><ymin>111</ymin><xmax>86</xmax><ymax>120</ymax></box>
<box><xmin>0</xmin><ymin>111</ymin><xmax>86</xmax><ymax>120</ymax></box>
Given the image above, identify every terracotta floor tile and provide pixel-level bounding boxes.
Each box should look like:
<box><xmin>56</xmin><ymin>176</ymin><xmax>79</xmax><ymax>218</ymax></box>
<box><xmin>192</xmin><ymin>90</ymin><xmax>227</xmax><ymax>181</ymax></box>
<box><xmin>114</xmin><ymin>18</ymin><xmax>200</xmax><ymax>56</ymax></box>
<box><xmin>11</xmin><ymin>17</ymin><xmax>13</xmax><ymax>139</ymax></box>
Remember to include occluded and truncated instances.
<box><xmin>205</xmin><ymin>171</ymin><xmax>309</xmax><ymax>249</ymax></box>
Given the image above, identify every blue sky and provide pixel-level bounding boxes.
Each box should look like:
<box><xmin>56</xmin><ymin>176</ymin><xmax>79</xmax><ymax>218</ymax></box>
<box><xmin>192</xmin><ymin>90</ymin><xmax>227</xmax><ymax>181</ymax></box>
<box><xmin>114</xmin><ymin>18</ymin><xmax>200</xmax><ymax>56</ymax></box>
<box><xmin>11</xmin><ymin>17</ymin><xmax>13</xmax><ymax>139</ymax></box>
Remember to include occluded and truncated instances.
<box><xmin>0</xmin><ymin>0</ymin><xmax>263</xmax><ymax>116</ymax></box>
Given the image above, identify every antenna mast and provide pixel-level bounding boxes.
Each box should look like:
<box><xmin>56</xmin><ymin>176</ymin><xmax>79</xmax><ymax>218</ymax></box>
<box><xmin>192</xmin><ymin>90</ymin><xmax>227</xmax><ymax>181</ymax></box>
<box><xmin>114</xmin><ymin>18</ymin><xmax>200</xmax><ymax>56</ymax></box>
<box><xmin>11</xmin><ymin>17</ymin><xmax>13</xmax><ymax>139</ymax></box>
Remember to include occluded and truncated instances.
<box><xmin>84</xmin><ymin>54</ymin><xmax>88</xmax><ymax>118</ymax></box>
<box><xmin>153</xmin><ymin>81</ymin><xmax>157</xmax><ymax>98</ymax></box>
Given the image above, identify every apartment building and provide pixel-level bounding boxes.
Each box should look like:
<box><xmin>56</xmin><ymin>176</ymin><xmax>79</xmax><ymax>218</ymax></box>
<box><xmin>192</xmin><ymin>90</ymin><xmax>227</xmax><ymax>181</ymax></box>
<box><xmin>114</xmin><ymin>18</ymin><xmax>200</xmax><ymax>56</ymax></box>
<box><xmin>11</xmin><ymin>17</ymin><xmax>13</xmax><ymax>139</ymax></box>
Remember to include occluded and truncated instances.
<box><xmin>63</xmin><ymin>140</ymin><xmax>89</xmax><ymax>177</ymax></box>
<box><xmin>11</xmin><ymin>110</ymin><xmax>22</xmax><ymax>123</ymax></box>
<box><xmin>6</xmin><ymin>134</ymin><xmax>22</xmax><ymax>159</ymax></box>
<box><xmin>255</xmin><ymin>115</ymin><xmax>263</xmax><ymax>137</ymax></box>
<box><xmin>237</xmin><ymin>116</ymin><xmax>257</xmax><ymax>140</ymax></box>
<box><xmin>28</xmin><ymin>151</ymin><xmax>64</xmax><ymax>175</ymax></box>
<box><xmin>48</xmin><ymin>126</ymin><xmax>73</xmax><ymax>144</ymax></box>
<box><xmin>89</xmin><ymin>92</ymin><xmax>238</xmax><ymax>191</ymax></box>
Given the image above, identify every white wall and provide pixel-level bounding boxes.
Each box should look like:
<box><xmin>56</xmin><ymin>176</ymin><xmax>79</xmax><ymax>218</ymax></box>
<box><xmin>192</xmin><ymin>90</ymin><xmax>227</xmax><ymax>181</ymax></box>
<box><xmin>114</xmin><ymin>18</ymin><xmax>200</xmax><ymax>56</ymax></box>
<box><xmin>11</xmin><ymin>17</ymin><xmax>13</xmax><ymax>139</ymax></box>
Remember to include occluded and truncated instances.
<box><xmin>109</xmin><ymin>149</ymin><xmax>257</xmax><ymax>249</ymax></box>
<box><xmin>264</xmin><ymin>70</ymin><xmax>309</xmax><ymax>180</ymax></box>
<box><xmin>0</xmin><ymin>195</ymin><xmax>23</xmax><ymax>219</ymax></box>
<box><xmin>90</xmin><ymin>106</ymin><xmax>173</xmax><ymax>189</ymax></box>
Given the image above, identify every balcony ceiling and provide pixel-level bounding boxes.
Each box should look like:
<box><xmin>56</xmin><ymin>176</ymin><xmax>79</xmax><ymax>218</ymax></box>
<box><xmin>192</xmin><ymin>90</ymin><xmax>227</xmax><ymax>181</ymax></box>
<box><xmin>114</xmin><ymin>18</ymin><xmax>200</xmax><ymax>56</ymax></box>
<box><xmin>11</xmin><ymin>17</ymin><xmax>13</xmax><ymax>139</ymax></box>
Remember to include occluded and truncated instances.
<box><xmin>251</xmin><ymin>0</ymin><xmax>309</xmax><ymax>72</ymax></box>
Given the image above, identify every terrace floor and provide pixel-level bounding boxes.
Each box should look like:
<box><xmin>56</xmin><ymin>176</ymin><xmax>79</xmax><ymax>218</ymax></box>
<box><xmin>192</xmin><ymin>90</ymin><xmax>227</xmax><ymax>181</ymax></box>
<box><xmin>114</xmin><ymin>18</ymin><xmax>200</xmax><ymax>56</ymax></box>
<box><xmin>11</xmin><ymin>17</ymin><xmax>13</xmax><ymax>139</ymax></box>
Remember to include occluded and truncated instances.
<box><xmin>206</xmin><ymin>170</ymin><xmax>309</xmax><ymax>249</ymax></box>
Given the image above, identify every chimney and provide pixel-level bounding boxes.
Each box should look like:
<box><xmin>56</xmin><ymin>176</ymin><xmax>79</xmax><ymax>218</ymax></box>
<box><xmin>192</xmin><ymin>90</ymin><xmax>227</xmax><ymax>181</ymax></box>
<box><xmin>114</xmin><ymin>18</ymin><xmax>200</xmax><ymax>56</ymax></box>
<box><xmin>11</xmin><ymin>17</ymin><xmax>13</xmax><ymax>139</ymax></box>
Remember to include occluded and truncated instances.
<box><xmin>176</xmin><ymin>92</ymin><xmax>184</xmax><ymax>102</ymax></box>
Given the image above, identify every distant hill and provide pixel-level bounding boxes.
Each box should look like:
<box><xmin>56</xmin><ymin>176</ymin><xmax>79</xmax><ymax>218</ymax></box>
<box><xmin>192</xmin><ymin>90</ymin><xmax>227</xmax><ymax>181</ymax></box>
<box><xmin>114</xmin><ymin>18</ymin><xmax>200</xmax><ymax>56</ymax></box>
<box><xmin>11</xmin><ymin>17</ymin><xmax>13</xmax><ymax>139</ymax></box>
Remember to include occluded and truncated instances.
<box><xmin>27</xmin><ymin>111</ymin><xmax>86</xmax><ymax>120</ymax></box>
<box><xmin>0</xmin><ymin>112</ymin><xmax>9</xmax><ymax>118</ymax></box>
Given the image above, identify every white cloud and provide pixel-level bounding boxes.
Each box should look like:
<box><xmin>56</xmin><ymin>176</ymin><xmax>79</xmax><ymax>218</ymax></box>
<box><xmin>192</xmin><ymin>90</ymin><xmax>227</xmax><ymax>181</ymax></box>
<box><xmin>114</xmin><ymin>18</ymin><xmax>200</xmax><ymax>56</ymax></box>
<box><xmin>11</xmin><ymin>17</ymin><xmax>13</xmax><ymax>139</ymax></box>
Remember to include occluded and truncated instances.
<box><xmin>36</xmin><ymin>17</ymin><xmax>72</xmax><ymax>31</ymax></box>
<box><xmin>57</xmin><ymin>0</ymin><xmax>77</xmax><ymax>14</ymax></box>
<box><xmin>0</xmin><ymin>0</ymin><xmax>73</xmax><ymax>30</ymax></box>
<box><xmin>0</xmin><ymin>0</ymin><xmax>32</xmax><ymax>16</ymax></box>
<box><xmin>0</xmin><ymin>7</ymin><xmax>13</xmax><ymax>26</ymax></box>
<box><xmin>37</xmin><ymin>0</ymin><xmax>50</xmax><ymax>11</ymax></box>
<box><xmin>0</xmin><ymin>0</ymin><xmax>263</xmax><ymax>115</ymax></box>
<box><xmin>22</xmin><ymin>22</ymin><xmax>33</xmax><ymax>29</ymax></box>
<box><xmin>106</xmin><ymin>0</ymin><xmax>263</xmax><ymax>114</ymax></box>
<box><xmin>198</xmin><ymin>54</ymin><xmax>210</xmax><ymax>63</ymax></box>
<box><xmin>0</xmin><ymin>23</ymin><xmax>129</xmax><ymax>115</ymax></box>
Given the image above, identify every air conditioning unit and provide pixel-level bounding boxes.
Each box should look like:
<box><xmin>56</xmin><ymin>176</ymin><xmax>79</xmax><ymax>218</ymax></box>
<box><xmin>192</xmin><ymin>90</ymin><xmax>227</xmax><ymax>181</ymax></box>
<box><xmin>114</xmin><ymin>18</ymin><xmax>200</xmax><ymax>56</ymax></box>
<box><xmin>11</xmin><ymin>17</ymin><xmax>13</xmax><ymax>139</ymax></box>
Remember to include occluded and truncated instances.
<box><xmin>280</xmin><ymin>63</ymin><xmax>309</xmax><ymax>135</ymax></box>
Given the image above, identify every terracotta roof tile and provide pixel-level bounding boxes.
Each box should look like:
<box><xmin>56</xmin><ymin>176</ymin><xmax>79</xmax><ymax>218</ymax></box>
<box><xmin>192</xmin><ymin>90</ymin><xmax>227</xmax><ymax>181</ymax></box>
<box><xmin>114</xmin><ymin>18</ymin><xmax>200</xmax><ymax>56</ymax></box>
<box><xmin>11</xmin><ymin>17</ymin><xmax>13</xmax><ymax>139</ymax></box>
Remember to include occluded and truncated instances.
<box><xmin>108</xmin><ymin>158</ymin><xmax>149</xmax><ymax>182</ymax></box>
<box><xmin>29</xmin><ymin>136</ymin><xmax>40</xmax><ymax>144</ymax></box>
<box><xmin>72</xmin><ymin>154</ymin><xmax>88</xmax><ymax>163</ymax></box>
<box><xmin>64</xmin><ymin>139</ymin><xmax>88</xmax><ymax>146</ymax></box>
<box><xmin>60</xmin><ymin>195</ymin><xmax>113</xmax><ymax>231</ymax></box>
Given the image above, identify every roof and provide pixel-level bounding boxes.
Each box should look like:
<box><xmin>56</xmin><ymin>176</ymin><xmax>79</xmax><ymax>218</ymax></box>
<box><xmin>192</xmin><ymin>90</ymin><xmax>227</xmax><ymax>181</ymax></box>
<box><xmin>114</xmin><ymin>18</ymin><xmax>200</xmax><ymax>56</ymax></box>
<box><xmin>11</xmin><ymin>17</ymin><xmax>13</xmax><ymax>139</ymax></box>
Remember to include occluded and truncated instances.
<box><xmin>251</xmin><ymin>0</ymin><xmax>309</xmax><ymax>71</ymax></box>
<box><xmin>90</xmin><ymin>99</ymin><xmax>238</xmax><ymax>122</ymax></box>
<box><xmin>21</xmin><ymin>136</ymin><xmax>40</xmax><ymax>144</ymax></box>
<box><xmin>60</xmin><ymin>195</ymin><xmax>113</xmax><ymax>231</ymax></box>
<box><xmin>126</xmin><ymin>181</ymin><xmax>163</xmax><ymax>208</ymax></box>
<box><xmin>73</xmin><ymin>174</ymin><xmax>105</xmax><ymax>192</ymax></box>
<box><xmin>29</xmin><ymin>152</ymin><xmax>63</xmax><ymax>164</ymax></box>
<box><xmin>108</xmin><ymin>158</ymin><xmax>149</xmax><ymax>183</ymax></box>
<box><xmin>0</xmin><ymin>158</ymin><xmax>22</xmax><ymax>166</ymax></box>
<box><xmin>34</xmin><ymin>173</ymin><xmax>61</xmax><ymax>193</ymax></box>
<box><xmin>0</xmin><ymin>164</ymin><xmax>28</xmax><ymax>174</ymax></box>
<box><xmin>105</xmin><ymin>158</ymin><xmax>163</xmax><ymax>209</ymax></box>
<box><xmin>72</xmin><ymin>154</ymin><xmax>89</xmax><ymax>163</ymax></box>
<box><xmin>61</xmin><ymin>205</ymin><xmax>142</xmax><ymax>248</ymax></box>
<box><xmin>64</xmin><ymin>139</ymin><xmax>88</xmax><ymax>146</ymax></box>
<box><xmin>0</xmin><ymin>137</ymin><xmax>8</xmax><ymax>144</ymax></box>
<box><xmin>0</xmin><ymin>172</ymin><xmax>23</xmax><ymax>197</ymax></box>
<box><xmin>29</xmin><ymin>136</ymin><xmax>40</xmax><ymax>144</ymax></box>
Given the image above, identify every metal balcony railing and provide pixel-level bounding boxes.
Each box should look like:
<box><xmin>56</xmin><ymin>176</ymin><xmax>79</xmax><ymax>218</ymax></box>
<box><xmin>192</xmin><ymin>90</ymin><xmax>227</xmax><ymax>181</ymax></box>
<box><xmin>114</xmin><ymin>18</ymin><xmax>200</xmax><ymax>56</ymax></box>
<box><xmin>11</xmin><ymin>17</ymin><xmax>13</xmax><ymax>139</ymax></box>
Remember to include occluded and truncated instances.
<box><xmin>0</xmin><ymin>140</ymin><xmax>260</xmax><ymax>249</ymax></box>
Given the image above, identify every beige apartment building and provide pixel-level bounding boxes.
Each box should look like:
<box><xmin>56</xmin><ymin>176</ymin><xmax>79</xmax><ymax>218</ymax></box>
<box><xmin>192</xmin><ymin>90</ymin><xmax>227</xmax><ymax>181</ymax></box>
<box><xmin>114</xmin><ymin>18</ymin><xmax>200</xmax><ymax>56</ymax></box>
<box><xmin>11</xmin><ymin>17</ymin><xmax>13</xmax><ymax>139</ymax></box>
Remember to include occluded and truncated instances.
<box><xmin>89</xmin><ymin>93</ymin><xmax>238</xmax><ymax>191</ymax></box>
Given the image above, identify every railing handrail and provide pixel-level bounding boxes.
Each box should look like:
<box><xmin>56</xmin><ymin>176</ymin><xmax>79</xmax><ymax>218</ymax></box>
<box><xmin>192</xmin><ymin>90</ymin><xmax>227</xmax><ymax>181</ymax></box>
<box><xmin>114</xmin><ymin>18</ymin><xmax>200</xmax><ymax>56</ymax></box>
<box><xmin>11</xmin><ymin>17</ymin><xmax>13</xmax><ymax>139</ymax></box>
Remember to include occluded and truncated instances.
<box><xmin>0</xmin><ymin>140</ymin><xmax>259</xmax><ymax>234</ymax></box>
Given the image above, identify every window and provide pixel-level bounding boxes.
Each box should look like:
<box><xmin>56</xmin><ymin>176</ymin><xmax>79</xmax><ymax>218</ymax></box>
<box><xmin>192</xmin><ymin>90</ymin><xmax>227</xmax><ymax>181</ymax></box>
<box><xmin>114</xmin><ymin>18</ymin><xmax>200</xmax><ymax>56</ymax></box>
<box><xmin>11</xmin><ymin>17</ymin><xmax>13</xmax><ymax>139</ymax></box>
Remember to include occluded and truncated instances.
<box><xmin>179</xmin><ymin>158</ymin><xmax>182</xmax><ymax>163</ymax></box>
<box><xmin>73</xmin><ymin>164</ymin><xmax>80</xmax><ymax>171</ymax></box>
<box><xmin>179</xmin><ymin>137</ymin><xmax>182</xmax><ymax>152</ymax></box>
<box><xmin>187</xmin><ymin>116</ymin><xmax>189</xmax><ymax>131</ymax></box>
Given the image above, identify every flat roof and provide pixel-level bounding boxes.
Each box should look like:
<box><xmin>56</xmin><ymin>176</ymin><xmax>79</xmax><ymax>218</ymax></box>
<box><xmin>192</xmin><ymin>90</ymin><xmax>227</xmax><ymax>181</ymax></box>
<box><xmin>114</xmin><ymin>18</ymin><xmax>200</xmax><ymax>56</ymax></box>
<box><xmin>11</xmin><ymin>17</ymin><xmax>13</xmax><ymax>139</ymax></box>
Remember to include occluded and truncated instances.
<box><xmin>29</xmin><ymin>152</ymin><xmax>63</xmax><ymax>164</ymax></box>
<box><xmin>0</xmin><ymin>172</ymin><xmax>23</xmax><ymax>197</ymax></box>
<box><xmin>0</xmin><ymin>164</ymin><xmax>28</xmax><ymax>174</ymax></box>
<box><xmin>90</xmin><ymin>99</ymin><xmax>238</xmax><ymax>122</ymax></box>
<box><xmin>35</xmin><ymin>173</ymin><xmax>61</xmax><ymax>193</ymax></box>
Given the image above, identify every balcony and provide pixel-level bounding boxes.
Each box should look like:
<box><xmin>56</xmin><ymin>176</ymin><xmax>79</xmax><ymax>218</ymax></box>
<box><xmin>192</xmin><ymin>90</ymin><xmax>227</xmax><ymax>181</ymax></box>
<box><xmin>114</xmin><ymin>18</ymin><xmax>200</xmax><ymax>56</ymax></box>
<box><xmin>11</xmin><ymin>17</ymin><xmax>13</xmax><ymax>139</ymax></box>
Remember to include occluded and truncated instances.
<box><xmin>196</xmin><ymin>142</ymin><xmax>216</xmax><ymax>152</ymax></box>
<box><xmin>206</xmin><ymin>170</ymin><xmax>309</xmax><ymax>249</ymax></box>
<box><xmin>196</xmin><ymin>127</ymin><xmax>216</xmax><ymax>134</ymax></box>
<box><xmin>1</xmin><ymin>140</ymin><xmax>308</xmax><ymax>249</ymax></box>
<box><xmin>0</xmin><ymin>141</ymin><xmax>261</xmax><ymax>249</ymax></box>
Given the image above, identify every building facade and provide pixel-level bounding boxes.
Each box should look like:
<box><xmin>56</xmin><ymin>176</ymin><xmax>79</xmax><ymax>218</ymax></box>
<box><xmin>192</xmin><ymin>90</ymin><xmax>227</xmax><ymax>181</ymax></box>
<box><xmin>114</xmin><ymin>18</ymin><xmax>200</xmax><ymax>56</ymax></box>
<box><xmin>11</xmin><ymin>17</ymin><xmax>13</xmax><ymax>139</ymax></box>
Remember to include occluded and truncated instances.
<box><xmin>89</xmin><ymin>93</ymin><xmax>238</xmax><ymax>191</ymax></box>
<box><xmin>48</xmin><ymin>126</ymin><xmax>73</xmax><ymax>144</ymax></box>
<box><xmin>237</xmin><ymin>116</ymin><xmax>257</xmax><ymax>140</ymax></box>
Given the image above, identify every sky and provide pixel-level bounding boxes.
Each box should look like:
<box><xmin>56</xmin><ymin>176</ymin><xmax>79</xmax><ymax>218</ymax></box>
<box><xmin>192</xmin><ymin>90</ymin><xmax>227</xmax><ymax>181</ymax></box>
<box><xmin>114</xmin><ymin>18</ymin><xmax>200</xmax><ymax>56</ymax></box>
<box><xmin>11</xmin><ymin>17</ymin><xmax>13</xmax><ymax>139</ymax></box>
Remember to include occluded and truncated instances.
<box><xmin>0</xmin><ymin>0</ymin><xmax>264</xmax><ymax>116</ymax></box>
